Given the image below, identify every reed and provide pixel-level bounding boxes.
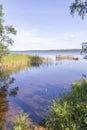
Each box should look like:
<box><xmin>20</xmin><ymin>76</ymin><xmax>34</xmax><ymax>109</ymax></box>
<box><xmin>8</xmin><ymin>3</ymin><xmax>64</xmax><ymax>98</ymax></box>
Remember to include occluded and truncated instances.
<box><xmin>0</xmin><ymin>54</ymin><xmax>45</xmax><ymax>71</ymax></box>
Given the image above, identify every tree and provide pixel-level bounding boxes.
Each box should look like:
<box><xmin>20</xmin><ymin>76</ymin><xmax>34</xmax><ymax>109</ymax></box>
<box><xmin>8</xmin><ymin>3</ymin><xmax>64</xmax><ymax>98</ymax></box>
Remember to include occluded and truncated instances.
<box><xmin>70</xmin><ymin>1</ymin><xmax>87</xmax><ymax>56</ymax></box>
<box><xmin>0</xmin><ymin>4</ymin><xmax>16</xmax><ymax>61</ymax></box>
<box><xmin>70</xmin><ymin>0</ymin><xmax>87</xmax><ymax>19</ymax></box>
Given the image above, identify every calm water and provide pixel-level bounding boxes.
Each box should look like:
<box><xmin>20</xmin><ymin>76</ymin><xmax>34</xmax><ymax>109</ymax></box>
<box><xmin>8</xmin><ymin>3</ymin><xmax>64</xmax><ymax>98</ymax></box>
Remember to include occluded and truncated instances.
<box><xmin>1</xmin><ymin>51</ymin><xmax>87</xmax><ymax>125</ymax></box>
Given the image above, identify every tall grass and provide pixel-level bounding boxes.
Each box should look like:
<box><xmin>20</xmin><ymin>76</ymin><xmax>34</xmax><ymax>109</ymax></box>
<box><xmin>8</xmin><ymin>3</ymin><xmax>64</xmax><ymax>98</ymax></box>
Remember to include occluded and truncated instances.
<box><xmin>0</xmin><ymin>54</ymin><xmax>45</xmax><ymax>71</ymax></box>
<box><xmin>43</xmin><ymin>79</ymin><xmax>87</xmax><ymax>130</ymax></box>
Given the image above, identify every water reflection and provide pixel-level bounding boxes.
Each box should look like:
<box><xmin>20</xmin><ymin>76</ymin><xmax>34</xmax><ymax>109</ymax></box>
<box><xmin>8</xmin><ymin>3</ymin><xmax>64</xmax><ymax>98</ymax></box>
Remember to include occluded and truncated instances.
<box><xmin>1</xmin><ymin>53</ymin><xmax>87</xmax><ymax>127</ymax></box>
<box><xmin>0</xmin><ymin>89</ymin><xmax>8</xmax><ymax>130</ymax></box>
<box><xmin>0</xmin><ymin>58</ymin><xmax>51</xmax><ymax>129</ymax></box>
<box><xmin>0</xmin><ymin>71</ymin><xmax>19</xmax><ymax>130</ymax></box>
<box><xmin>8</xmin><ymin>55</ymin><xmax>87</xmax><ymax>122</ymax></box>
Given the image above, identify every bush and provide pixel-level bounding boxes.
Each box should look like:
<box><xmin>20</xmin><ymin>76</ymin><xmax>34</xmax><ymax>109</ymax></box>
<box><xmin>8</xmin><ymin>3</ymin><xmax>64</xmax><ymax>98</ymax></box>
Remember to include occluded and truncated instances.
<box><xmin>45</xmin><ymin>79</ymin><xmax>87</xmax><ymax>130</ymax></box>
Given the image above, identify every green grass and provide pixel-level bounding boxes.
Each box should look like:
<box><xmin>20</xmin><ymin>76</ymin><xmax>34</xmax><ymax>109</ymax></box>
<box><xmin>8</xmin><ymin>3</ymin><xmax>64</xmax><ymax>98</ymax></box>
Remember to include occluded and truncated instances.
<box><xmin>43</xmin><ymin>79</ymin><xmax>87</xmax><ymax>130</ymax></box>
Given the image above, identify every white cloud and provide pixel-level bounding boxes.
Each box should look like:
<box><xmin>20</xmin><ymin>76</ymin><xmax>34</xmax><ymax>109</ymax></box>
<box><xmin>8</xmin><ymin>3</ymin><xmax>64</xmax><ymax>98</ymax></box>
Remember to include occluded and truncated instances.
<box><xmin>10</xmin><ymin>28</ymin><xmax>87</xmax><ymax>50</ymax></box>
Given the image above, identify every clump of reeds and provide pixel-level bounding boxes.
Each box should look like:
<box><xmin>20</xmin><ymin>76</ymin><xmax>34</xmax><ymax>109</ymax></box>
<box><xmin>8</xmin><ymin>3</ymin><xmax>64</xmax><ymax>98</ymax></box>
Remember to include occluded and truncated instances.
<box><xmin>0</xmin><ymin>54</ymin><xmax>45</xmax><ymax>71</ymax></box>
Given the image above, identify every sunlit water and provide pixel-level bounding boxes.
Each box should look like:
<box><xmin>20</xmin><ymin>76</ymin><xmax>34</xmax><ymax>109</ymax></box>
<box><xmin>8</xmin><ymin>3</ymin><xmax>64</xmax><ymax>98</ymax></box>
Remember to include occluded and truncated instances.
<box><xmin>1</xmin><ymin>51</ymin><xmax>87</xmax><ymax>124</ymax></box>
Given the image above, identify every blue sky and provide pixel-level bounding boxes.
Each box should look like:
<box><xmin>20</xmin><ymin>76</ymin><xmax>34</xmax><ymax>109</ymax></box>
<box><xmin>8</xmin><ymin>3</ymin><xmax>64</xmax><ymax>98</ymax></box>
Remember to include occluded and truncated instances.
<box><xmin>0</xmin><ymin>0</ymin><xmax>87</xmax><ymax>50</ymax></box>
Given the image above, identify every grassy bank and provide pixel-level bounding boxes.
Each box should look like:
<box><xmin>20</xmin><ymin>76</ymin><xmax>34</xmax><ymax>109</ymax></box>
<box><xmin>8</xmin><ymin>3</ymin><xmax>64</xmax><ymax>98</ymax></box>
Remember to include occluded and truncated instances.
<box><xmin>0</xmin><ymin>54</ymin><xmax>45</xmax><ymax>71</ymax></box>
<box><xmin>41</xmin><ymin>79</ymin><xmax>87</xmax><ymax>130</ymax></box>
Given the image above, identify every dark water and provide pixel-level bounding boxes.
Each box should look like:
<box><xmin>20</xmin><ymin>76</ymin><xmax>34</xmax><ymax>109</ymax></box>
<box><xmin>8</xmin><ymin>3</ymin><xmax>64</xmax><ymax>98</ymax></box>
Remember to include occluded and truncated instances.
<box><xmin>1</xmin><ymin>50</ymin><xmax>87</xmax><ymax>126</ymax></box>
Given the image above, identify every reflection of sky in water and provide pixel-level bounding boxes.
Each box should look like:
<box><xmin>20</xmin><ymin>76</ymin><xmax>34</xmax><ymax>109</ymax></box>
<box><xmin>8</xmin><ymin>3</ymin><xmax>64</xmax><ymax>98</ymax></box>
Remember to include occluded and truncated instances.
<box><xmin>8</xmin><ymin>52</ymin><xmax>87</xmax><ymax>122</ymax></box>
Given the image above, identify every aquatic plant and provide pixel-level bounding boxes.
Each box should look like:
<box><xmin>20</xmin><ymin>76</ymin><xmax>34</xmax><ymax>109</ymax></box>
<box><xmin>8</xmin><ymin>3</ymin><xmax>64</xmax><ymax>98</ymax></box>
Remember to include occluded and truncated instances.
<box><xmin>13</xmin><ymin>113</ymin><xmax>29</xmax><ymax>130</ymax></box>
<box><xmin>0</xmin><ymin>54</ymin><xmax>45</xmax><ymax>71</ymax></box>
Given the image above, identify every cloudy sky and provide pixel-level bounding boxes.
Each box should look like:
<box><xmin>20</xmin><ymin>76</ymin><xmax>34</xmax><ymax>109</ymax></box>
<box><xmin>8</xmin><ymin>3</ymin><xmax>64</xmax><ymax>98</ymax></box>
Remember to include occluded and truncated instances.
<box><xmin>0</xmin><ymin>0</ymin><xmax>87</xmax><ymax>50</ymax></box>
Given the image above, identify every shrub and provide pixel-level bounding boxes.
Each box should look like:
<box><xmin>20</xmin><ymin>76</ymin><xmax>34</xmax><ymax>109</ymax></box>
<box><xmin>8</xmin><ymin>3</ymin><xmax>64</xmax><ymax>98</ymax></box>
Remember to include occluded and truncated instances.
<box><xmin>45</xmin><ymin>79</ymin><xmax>87</xmax><ymax>130</ymax></box>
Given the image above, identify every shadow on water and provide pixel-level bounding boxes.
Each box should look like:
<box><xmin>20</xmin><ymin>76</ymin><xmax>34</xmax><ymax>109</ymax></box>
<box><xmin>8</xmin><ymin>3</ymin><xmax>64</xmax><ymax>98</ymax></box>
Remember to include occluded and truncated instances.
<box><xmin>0</xmin><ymin>70</ymin><xmax>19</xmax><ymax>130</ymax></box>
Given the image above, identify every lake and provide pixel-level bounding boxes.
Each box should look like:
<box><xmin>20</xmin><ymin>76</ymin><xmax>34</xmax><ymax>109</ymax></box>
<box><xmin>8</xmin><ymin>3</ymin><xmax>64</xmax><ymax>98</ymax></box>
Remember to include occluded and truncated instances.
<box><xmin>0</xmin><ymin>50</ymin><xmax>87</xmax><ymax>126</ymax></box>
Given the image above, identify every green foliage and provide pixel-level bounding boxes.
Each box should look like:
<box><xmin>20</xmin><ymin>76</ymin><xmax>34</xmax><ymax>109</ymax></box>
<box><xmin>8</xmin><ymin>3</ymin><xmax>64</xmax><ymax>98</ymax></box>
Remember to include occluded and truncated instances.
<box><xmin>44</xmin><ymin>79</ymin><xmax>87</xmax><ymax>130</ymax></box>
<box><xmin>0</xmin><ymin>4</ymin><xmax>16</xmax><ymax>61</ymax></box>
<box><xmin>70</xmin><ymin>0</ymin><xmax>87</xmax><ymax>19</ymax></box>
<box><xmin>0</xmin><ymin>42</ymin><xmax>9</xmax><ymax>61</ymax></box>
<box><xmin>14</xmin><ymin>113</ymin><xmax>29</xmax><ymax>130</ymax></box>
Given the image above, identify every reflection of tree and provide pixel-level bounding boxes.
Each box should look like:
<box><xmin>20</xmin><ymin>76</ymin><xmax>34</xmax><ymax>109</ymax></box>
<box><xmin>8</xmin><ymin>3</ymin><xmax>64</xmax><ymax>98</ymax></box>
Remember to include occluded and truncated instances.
<box><xmin>0</xmin><ymin>89</ymin><xmax>8</xmax><ymax>130</ymax></box>
<box><xmin>0</xmin><ymin>70</ymin><xmax>19</xmax><ymax>130</ymax></box>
